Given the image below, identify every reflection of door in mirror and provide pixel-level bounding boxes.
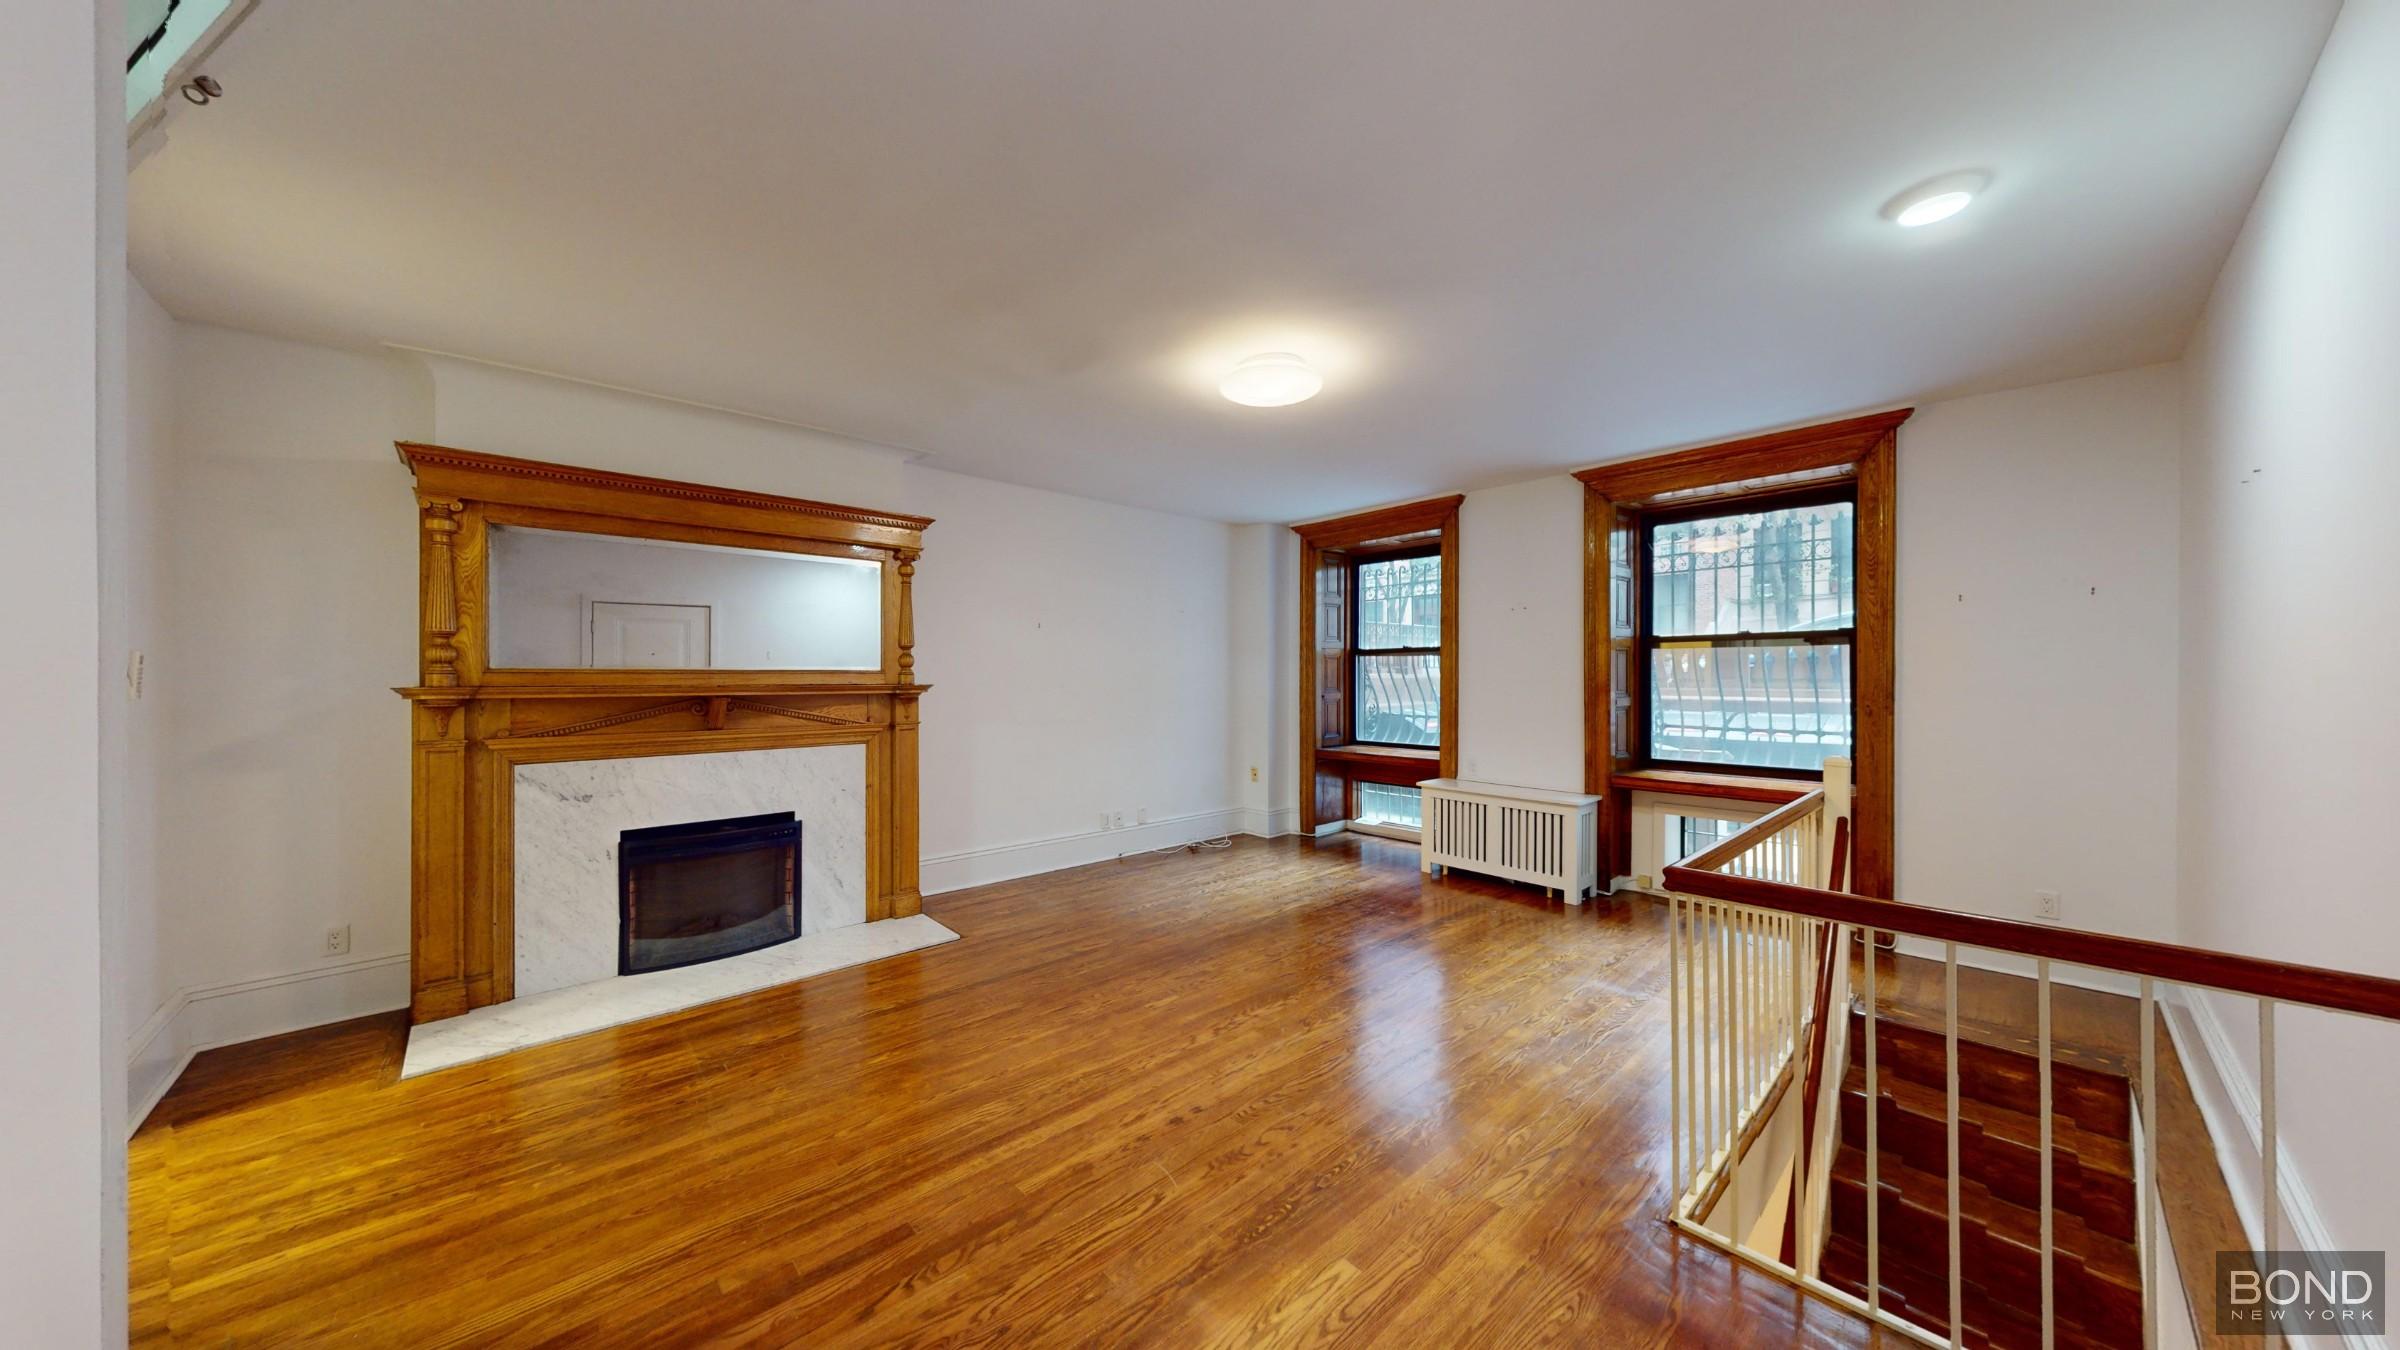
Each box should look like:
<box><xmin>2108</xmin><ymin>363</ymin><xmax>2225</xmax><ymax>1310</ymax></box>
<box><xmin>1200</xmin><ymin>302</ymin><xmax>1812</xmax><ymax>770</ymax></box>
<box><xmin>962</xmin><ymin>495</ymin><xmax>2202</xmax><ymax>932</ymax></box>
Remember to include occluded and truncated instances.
<box><xmin>588</xmin><ymin>602</ymin><xmax>713</xmax><ymax>669</ymax></box>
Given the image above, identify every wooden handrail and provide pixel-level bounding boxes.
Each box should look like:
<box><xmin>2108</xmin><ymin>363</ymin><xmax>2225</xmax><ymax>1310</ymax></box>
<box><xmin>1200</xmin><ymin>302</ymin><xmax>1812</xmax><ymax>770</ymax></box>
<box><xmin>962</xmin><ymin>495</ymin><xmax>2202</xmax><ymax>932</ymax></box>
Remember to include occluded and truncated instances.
<box><xmin>1674</xmin><ymin>788</ymin><xmax>1826</xmax><ymax>875</ymax></box>
<box><xmin>1664</xmin><ymin>866</ymin><xmax>2400</xmax><ymax>1023</ymax></box>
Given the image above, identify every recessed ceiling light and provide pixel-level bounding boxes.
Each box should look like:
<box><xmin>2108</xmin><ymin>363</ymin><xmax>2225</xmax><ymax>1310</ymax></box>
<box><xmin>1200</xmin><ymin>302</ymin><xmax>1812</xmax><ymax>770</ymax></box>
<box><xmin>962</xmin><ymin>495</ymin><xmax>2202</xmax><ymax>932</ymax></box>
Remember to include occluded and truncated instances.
<box><xmin>1883</xmin><ymin>172</ymin><xmax>1990</xmax><ymax>228</ymax></box>
<box><xmin>1220</xmin><ymin>352</ymin><xmax>1322</xmax><ymax>407</ymax></box>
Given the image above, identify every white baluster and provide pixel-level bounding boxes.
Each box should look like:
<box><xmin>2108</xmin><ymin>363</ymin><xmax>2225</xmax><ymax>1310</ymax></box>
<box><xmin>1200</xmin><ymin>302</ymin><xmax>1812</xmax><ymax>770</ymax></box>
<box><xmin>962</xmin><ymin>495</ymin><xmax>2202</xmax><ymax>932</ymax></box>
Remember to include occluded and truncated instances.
<box><xmin>2039</xmin><ymin>958</ymin><xmax>2054</xmax><ymax>1350</ymax></box>
<box><xmin>1671</xmin><ymin>894</ymin><xmax>1685</xmax><ymax>1211</ymax></box>
<box><xmin>2260</xmin><ymin>999</ymin><xmax>2278</xmax><ymax>1256</ymax></box>
<box><xmin>1946</xmin><ymin>943</ymin><xmax>1962</xmax><ymax>1349</ymax></box>
<box><xmin>2142</xmin><ymin>979</ymin><xmax>2158</xmax><ymax>1350</ymax></box>
<box><xmin>1865</xmin><ymin>924</ymin><xmax>1880</xmax><ymax>1315</ymax></box>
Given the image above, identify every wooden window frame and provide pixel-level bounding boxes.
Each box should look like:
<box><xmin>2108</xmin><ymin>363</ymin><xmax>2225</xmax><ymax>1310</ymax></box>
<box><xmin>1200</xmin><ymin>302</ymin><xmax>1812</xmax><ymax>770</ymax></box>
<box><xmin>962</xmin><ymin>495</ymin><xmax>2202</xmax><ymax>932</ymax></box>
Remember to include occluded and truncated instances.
<box><xmin>1575</xmin><ymin>410</ymin><xmax>1907</xmax><ymax>898</ymax></box>
<box><xmin>1294</xmin><ymin>496</ymin><xmax>1462</xmax><ymax>834</ymax></box>
<box><xmin>1634</xmin><ymin>481</ymin><xmax>1858</xmax><ymax>780</ymax></box>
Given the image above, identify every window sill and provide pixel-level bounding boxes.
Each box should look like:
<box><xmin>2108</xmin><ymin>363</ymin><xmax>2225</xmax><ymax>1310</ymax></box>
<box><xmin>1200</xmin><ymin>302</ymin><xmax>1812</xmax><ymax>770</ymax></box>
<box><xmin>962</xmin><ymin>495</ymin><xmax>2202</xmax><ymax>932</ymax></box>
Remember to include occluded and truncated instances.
<box><xmin>1322</xmin><ymin>743</ymin><xmax>1441</xmax><ymax>761</ymax></box>
<box><xmin>1609</xmin><ymin>768</ymin><xmax>1816</xmax><ymax>805</ymax></box>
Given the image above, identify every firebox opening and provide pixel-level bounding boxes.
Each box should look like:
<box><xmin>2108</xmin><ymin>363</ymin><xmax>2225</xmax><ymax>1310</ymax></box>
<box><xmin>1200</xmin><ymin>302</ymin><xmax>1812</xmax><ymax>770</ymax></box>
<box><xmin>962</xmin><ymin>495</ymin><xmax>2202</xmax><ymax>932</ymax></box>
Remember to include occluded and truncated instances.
<box><xmin>618</xmin><ymin>811</ymin><xmax>801</xmax><ymax>976</ymax></box>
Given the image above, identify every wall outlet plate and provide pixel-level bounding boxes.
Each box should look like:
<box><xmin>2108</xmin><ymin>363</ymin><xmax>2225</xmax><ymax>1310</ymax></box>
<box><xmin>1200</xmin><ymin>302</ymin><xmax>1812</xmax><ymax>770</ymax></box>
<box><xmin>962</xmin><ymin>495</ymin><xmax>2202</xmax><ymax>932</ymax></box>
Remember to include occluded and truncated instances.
<box><xmin>2034</xmin><ymin>890</ymin><xmax>2062</xmax><ymax>922</ymax></box>
<box><xmin>323</xmin><ymin>924</ymin><xmax>352</xmax><ymax>957</ymax></box>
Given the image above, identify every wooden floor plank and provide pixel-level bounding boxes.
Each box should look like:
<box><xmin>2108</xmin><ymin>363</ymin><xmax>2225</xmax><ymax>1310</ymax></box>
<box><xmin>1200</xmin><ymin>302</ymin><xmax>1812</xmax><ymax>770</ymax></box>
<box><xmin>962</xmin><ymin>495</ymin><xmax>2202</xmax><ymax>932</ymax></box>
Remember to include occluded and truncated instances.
<box><xmin>132</xmin><ymin>834</ymin><xmax>1905</xmax><ymax>1347</ymax></box>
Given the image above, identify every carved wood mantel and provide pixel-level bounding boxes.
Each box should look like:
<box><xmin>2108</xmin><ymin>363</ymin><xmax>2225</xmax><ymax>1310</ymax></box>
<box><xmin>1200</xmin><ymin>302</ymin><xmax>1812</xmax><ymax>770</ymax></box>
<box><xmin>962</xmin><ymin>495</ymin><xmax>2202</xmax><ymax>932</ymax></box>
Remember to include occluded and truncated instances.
<box><xmin>395</xmin><ymin>444</ymin><xmax>933</xmax><ymax>1024</ymax></box>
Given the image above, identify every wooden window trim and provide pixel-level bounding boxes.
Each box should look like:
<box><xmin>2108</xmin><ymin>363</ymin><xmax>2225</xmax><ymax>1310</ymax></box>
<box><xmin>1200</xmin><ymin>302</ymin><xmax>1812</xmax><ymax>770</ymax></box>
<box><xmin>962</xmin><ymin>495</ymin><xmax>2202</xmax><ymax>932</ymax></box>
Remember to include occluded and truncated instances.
<box><xmin>1576</xmin><ymin>410</ymin><xmax>1906</xmax><ymax>897</ymax></box>
<box><xmin>1296</xmin><ymin>496</ymin><xmax>1462</xmax><ymax>833</ymax></box>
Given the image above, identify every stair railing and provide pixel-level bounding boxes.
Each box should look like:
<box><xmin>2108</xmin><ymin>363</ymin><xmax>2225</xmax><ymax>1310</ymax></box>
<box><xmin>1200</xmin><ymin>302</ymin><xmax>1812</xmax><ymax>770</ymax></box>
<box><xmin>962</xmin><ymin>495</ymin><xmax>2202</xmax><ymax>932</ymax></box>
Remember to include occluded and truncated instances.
<box><xmin>1663</xmin><ymin>773</ymin><xmax>2400</xmax><ymax>1349</ymax></box>
<box><xmin>1665</xmin><ymin>775</ymin><xmax>1833</xmax><ymax>1258</ymax></box>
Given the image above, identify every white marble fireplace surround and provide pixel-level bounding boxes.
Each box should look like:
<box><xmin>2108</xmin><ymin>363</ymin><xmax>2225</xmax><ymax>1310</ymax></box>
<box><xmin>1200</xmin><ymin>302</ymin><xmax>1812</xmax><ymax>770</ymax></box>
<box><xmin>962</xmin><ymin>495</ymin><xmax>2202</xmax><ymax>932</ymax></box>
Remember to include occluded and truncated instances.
<box><xmin>513</xmin><ymin>744</ymin><xmax>868</xmax><ymax>997</ymax></box>
<box><xmin>400</xmin><ymin>743</ymin><xmax>955</xmax><ymax>1078</ymax></box>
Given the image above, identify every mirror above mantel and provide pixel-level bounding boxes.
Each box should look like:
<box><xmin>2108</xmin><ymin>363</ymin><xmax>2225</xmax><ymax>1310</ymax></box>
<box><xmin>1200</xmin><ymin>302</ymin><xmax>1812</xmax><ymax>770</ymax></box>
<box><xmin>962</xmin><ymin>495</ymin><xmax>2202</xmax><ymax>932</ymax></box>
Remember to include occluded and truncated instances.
<box><xmin>487</xmin><ymin>523</ymin><xmax>885</xmax><ymax>672</ymax></box>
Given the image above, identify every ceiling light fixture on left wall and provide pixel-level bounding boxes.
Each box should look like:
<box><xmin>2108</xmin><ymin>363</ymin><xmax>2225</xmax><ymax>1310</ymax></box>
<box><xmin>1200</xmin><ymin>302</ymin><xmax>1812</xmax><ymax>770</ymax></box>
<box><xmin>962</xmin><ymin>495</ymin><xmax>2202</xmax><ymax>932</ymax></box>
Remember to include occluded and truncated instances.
<box><xmin>1220</xmin><ymin>352</ymin><xmax>1323</xmax><ymax>407</ymax></box>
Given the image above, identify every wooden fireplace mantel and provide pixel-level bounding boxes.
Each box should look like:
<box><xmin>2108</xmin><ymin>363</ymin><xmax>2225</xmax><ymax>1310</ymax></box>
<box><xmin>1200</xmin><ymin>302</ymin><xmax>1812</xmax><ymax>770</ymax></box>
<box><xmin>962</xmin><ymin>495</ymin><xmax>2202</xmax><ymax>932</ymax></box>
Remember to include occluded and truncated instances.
<box><xmin>395</xmin><ymin>443</ymin><xmax>932</xmax><ymax>1024</ymax></box>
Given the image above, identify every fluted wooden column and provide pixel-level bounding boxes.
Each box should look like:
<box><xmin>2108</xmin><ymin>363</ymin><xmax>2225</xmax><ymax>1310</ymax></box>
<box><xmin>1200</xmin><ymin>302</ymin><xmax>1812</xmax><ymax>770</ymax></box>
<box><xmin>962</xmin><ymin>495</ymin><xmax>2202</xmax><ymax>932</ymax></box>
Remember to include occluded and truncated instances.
<box><xmin>411</xmin><ymin>497</ymin><xmax>471</xmax><ymax>1019</ymax></box>
<box><xmin>890</xmin><ymin>550</ymin><xmax>923</xmax><ymax>916</ymax></box>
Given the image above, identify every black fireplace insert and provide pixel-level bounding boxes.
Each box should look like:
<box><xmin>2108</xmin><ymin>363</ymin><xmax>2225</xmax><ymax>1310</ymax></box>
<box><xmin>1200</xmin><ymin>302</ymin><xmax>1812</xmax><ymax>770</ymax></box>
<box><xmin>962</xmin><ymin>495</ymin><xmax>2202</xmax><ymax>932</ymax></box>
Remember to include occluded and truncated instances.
<box><xmin>618</xmin><ymin>811</ymin><xmax>801</xmax><ymax>976</ymax></box>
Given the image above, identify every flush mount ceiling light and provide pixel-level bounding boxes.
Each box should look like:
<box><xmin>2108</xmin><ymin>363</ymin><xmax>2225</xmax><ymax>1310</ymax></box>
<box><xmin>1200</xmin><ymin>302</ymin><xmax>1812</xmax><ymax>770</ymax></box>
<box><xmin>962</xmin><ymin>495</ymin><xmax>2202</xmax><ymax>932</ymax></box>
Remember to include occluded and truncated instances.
<box><xmin>1883</xmin><ymin>171</ymin><xmax>1990</xmax><ymax>228</ymax></box>
<box><xmin>1220</xmin><ymin>352</ymin><xmax>1323</xmax><ymax>407</ymax></box>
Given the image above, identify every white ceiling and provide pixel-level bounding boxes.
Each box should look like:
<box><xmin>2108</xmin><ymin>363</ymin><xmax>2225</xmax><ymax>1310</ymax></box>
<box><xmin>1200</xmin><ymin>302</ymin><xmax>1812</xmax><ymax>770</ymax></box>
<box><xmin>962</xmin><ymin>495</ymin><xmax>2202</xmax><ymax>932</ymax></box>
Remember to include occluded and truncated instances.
<box><xmin>129</xmin><ymin>0</ymin><xmax>2336</xmax><ymax>524</ymax></box>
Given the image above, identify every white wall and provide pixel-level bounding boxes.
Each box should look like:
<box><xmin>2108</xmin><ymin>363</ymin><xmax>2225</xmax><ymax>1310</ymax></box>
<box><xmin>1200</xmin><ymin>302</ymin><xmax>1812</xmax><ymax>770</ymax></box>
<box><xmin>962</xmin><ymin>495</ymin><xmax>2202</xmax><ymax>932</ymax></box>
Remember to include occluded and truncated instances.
<box><xmin>2178</xmin><ymin>0</ymin><xmax>2400</xmax><ymax>1262</ymax></box>
<box><xmin>1228</xmin><ymin>523</ymin><xmax>1300</xmax><ymax>835</ymax></box>
<box><xmin>1457</xmin><ymin>475</ymin><xmax>1585</xmax><ymax>791</ymax></box>
<box><xmin>133</xmin><ymin>325</ymin><xmax>1244</xmax><ymax>1067</ymax></box>
<box><xmin>161</xmin><ymin>324</ymin><xmax>428</xmax><ymax>1047</ymax></box>
<box><xmin>118</xmin><ymin>277</ymin><xmax>181</xmax><ymax>1121</ymax></box>
<box><xmin>1896</xmin><ymin>365</ymin><xmax>2183</xmax><ymax>940</ymax></box>
<box><xmin>3</xmin><ymin>1</ymin><xmax>120</xmax><ymax>1342</ymax></box>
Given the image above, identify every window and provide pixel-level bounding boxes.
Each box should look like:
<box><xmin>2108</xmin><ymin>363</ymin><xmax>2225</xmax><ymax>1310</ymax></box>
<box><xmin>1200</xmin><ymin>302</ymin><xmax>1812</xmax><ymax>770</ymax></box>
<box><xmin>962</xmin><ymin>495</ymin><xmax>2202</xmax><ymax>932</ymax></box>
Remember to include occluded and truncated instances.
<box><xmin>1352</xmin><ymin>550</ymin><xmax>1441</xmax><ymax>747</ymax></box>
<box><xmin>1356</xmin><ymin>783</ymin><xmax>1424</xmax><ymax>831</ymax></box>
<box><xmin>1643</xmin><ymin>492</ymin><xmax>1854</xmax><ymax>774</ymax></box>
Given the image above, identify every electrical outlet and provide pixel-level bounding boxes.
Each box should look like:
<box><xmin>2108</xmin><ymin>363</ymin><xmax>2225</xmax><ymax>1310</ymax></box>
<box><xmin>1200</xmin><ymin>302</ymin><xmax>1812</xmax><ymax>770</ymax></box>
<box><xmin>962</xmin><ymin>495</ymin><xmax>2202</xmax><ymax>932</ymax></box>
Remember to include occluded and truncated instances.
<box><xmin>1100</xmin><ymin>810</ymin><xmax>1112</xmax><ymax>831</ymax></box>
<box><xmin>1249</xmin><ymin>765</ymin><xmax>1259</xmax><ymax>783</ymax></box>
<box><xmin>323</xmin><ymin>924</ymin><xmax>352</xmax><ymax>957</ymax></box>
<box><xmin>1110</xmin><ymin>810</ymin><xmax>1129</xmax><ymax>830</ymax></box>
<box><xmin>1136</xmin><ymin>807</ymin><xmax>1148</xmax><ymax>825</ymax></box>
<box><xmin>2034</xmin><ymin>890</ymin><xmax>2062</xmax><ymax>922</ymax></box>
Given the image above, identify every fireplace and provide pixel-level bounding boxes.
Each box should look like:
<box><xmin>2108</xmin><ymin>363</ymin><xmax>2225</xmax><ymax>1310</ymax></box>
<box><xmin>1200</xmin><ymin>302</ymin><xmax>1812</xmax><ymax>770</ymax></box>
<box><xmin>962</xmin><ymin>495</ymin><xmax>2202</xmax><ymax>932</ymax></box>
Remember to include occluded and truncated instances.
<box><xmin>618</xmin><ymin>812</ymin><xmax>801</xmax><ymax>976</ymax></box>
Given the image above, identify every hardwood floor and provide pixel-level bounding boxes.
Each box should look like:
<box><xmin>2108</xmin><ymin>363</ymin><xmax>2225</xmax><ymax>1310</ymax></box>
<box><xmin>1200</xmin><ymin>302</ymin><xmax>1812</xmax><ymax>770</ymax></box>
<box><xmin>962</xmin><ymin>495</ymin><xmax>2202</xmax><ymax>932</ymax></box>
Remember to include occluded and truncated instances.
<box><xmin>132</xmin><ymin>834</ymin><xmax>1902</xmax><ymax>1348</ymax></box>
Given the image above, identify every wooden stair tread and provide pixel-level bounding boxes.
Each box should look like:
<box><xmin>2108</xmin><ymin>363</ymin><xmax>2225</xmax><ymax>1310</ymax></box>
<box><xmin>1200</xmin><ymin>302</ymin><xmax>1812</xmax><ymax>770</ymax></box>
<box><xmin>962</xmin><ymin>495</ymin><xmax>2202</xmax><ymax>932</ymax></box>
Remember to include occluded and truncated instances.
<box><xmin>1841</xmin><ymin>1062</ymin><xmax>2133</xmax><ymax>1177</ymax></box>
<box><xmin>1847</xmin><ymin>1006</ymin><xmax>2132</xmax><ymax>1138</ymax></box>
<box><xmin>1840</xmin><ymin>1063</ymin><xmax>2138</xmax><ymax>1243</ymax></box>
<box><xmin>1830</xmin><ymin>1143</ymin><xmax>2138</xmax><ymax>1289</ymax></box>
<box><xmin>1820</xmin><ymin>1233</ymin><xmax>2115</xmax><ymax>1350</ymax></box>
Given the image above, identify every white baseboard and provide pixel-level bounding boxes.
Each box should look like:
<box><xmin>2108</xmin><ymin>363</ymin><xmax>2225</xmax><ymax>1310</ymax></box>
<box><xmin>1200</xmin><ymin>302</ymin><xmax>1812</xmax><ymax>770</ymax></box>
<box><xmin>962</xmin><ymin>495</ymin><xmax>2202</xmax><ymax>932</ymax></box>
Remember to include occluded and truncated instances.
<box><xmin>125</xmin><ymin>952</ymin><xmax>411</xmax><ymax>1134</ymax></box>
<box><xmin>1231</xmin><ymin>805</ymin><xmax>1300</xmax><ymax>839</ymax></box>
<box><xmin>2169</xmin><ymin>993</ymin><xmax>2345</xmax><ymax>1244</ymax></box>
<box><xmin>2165</xmin><ymin>991</ymin><xmax>2380</xmax><ymax>1350</ymax></box>
<box><xmin>921</xmin><ymin>807</ymin><xmax>1252</xmax><ymax>896</ymax></box>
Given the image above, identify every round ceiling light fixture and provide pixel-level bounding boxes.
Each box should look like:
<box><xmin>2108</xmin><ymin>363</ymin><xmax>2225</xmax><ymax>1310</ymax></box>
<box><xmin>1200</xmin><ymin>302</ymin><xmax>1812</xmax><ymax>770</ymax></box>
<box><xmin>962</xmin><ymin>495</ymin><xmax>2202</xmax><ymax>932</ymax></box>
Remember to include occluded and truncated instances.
<box><xmin>1883</xmin><ymin>171</ymin><xmax>1990</xmax><ymax>228</ymax></box>
<box><xmin>1220</xmin><ymin>352</ymin><xmax>1323</xmax><ymax>407</ymax></box>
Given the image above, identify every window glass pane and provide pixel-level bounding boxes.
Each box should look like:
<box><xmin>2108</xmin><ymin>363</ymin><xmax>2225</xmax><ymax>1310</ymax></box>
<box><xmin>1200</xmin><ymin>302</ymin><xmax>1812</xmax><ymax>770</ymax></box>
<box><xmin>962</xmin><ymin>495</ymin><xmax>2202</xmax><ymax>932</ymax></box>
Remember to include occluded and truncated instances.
<box><xmin>1668</xmin><ymin>814</ymin><xmax>1747</xmax><ymax>865</ymax></box>
<box><xmin>1355</xmin><ymin>652</ymin><xmax>1440</xmax><ymax>746</ymax></box>
<box><xmin>1649</xmin><ymin>639</ymin><xmax>1851</xmax><ymax>772</ymax></box>
<box><xmin>1357</xmin><ymin>554</ymin><xmax>1441</xmax><ymax>650</ymax></box>
<box><xmin>1651</xmin><ymin>500</ymin><xmax>1853</xmax><ymax>637</ymax></box>
<box><xmin>1357</xmin><ymin>784</ymin><xmax>1423</xmax><ymax>830</ymax></box>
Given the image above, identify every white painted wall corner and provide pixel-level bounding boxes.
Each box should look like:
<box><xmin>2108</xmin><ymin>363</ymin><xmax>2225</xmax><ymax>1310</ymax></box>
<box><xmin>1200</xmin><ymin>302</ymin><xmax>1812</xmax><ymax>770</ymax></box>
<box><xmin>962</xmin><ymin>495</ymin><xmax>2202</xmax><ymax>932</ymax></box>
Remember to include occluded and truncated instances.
<box><xmin>127</xmin><ymin>953</ymin><xmax>410</xmax><ymax>1133</ymax></box>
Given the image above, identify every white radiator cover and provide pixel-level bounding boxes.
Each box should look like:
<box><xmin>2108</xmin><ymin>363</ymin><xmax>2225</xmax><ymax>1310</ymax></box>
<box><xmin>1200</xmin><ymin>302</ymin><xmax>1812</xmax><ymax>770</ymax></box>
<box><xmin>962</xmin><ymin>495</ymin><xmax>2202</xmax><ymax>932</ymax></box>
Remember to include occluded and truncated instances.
<box><xmin>1417</xmin><ymin>778</ymin><xmax>1603</xmax><ymax>902</ymax></box>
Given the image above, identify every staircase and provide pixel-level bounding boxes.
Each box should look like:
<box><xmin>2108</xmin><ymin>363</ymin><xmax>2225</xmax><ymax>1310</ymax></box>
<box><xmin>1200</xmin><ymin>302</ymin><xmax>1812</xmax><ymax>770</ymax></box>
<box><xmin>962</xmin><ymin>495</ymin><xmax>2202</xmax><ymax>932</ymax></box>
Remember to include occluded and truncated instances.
<box><xmin>1819</xmin><ymin>1005</ymin><xmax>2142</xmax><ymax>1348</ymax></box>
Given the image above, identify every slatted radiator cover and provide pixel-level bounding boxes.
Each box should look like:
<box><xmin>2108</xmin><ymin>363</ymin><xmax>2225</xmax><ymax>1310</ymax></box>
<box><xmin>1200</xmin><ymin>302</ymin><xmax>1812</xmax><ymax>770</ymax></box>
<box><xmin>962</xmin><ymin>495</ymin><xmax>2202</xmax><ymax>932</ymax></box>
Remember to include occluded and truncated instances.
<box><xmin>1417</xmin><ymin>778</ymin><xmax>1603</xmax><ymax>902</ymax></box>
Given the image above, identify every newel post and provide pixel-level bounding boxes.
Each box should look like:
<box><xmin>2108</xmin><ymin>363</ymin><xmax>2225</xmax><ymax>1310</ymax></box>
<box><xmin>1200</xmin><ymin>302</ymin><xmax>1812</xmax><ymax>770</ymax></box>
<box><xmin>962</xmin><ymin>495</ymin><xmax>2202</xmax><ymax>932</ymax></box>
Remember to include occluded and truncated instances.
<box><xmin>1822</xmin><ymin>756</ymin><xmax>1853</xmax><ymax>892</ymax></box>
